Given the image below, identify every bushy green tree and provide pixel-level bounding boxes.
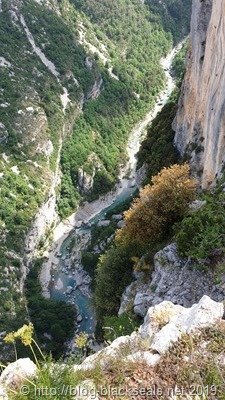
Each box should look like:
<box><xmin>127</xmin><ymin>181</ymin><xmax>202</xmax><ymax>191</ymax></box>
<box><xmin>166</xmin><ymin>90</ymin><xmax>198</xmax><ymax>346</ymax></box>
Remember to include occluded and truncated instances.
<box><xmin>176</xmin><ymin>192</ymin><xmax>225</xmax><ymax>261</ymax></box>
<box><xmin>94</xmin><ymin>244</ymin><xmax>134</xmax><ymax>321</ymax></box>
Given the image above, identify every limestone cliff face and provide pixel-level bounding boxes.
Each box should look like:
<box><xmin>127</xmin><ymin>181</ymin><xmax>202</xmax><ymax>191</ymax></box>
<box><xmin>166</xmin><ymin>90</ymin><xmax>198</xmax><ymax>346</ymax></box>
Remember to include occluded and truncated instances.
<box><xmin>174</xmin><ymin>0</ymin><xmax>225</xmax><ymax>188</ymax></box>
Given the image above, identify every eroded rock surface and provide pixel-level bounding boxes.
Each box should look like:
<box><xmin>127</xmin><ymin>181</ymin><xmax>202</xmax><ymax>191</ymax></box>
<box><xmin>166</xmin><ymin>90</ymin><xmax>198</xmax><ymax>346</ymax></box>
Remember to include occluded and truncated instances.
<box><xmin>73</xmin><ymin>296</ymin><xmax>224</xmax><ymax>371</ymax></box>
<box><xmin>119</xmin><ymin>243</ymin><xmax>225</xmax><ymax>318</ymax></box>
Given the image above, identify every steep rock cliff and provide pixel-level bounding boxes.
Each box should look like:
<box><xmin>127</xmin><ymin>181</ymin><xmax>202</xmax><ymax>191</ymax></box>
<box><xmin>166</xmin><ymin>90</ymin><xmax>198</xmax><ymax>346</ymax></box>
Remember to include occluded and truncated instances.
<box><xmin>174</xmin><ymin>0</ymin><xmax>225</xmax><ymax>188</ymax></box>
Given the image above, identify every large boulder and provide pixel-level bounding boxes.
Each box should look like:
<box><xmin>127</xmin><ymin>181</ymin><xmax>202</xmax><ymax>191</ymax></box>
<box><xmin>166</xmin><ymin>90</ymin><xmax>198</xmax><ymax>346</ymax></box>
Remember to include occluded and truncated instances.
<box><xmin>97</xmin><ymin>220</ymin><xmax>111</xmax><ymax>228</ymax></box>
<box><xmin>0</xmin><ymin>358</ymin><xmax>37</xmax><ymax>390</ymax></box>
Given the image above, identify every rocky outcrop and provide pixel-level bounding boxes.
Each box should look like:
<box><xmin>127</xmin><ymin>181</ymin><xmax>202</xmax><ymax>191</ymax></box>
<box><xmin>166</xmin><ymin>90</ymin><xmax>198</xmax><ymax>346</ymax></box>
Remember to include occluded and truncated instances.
<box><xmin>74</xmin><ymin>296</ymin><xmax>223</xmax><ymax>371</ymax></box>
<box><xmin>174</xmin><ymin>0</ymin><xmax>225</xmax><ymax>188</ymax></box>
<box><xmin>86</xmin><ymin>77</ymin><xmax>103</xmax><ymax>100</ymax></box>
<box><xmin>78</xmin><ymin>167</ymin><xmax>95</xmax><ymax>194</ymax></box>
<box><xmin>119</xmin><ymin>243</ymin><xmax>225</xmax><ymax>318</ymax></box>
<box><xmin>78</xmin><ymin>154</ymin><xmax>103</xmax><ymax>194</ymax></box>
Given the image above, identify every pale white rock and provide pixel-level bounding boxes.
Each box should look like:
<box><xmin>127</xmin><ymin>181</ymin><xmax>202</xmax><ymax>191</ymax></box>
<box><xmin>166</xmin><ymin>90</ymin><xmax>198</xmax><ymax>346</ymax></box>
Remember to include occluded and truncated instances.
<box><xmin>37</xmin><ymin>139</ymin><xmax>54</xmax><ymax>157</ymax></box>
<box><xmin>60</xmin><ymin>87</ymin><xmax>71</xmax><ymax>114</ymax></box>
<box><xmin>85</xmin><ymin>57</ymin><xmax>93</xmax><ymax>70</ymax></box>
<box><xmin>86</xmin><ymin>77</ymin><xmax>103</xmax><ymax>100</ymax></box>
<box><xmin>78</xmin><ymin>167</ymin><xmax>95</xmax><ymax>194</ymax></box>
<box><xmin>26</xmin><ymin>106</ymin><xmax>34</xmax><ymax>112</ymax></box>
<box><xmin>174</xmin><ymin>0</ymin><xmax>225</xmax><ymax>188</ymax></box>
<box><xmin>20</xmin><ymin>15</ymin><xmax>60</xmax><ymax>79</ymax></box>
<box><xmin>0</xmin><ymin>358</ymin><xmax>37</xmax><ymax>389</ymax></box>
<box><xmin>150</xmin><ymin>323</ymin><xmax>183</xmax><ymax>355</ymax></box>
<box><xmin>175</xmin><ymin>295</ymin><xmax>224</xmax><ymax>333</ymax></box>
<box><xmin>74</xmin><ymin>334</ymin><xmax>140</xmax><ymax>371</ymax></box>
<box><xmin>0</xmin><ymin>385</ymin><xmax>7</xmax><ymax>400</ymax></box>
<box><xmin>97</xmin><ymin>220</ymin><xmax>111</xmax><ymax>228</ymax></box>
<box><xmin>139</xmin><ymin>301</ymin><xmax>185</xmax><ymax>341</ymax></box>
<box><xmin>74</xmin><ymin>380</ymin><xmax>99</xmax><ymax>400</ymax></box>
<box><xmin>0</xmin><ymin>58</ymin><xmax>11</xmax><ymax>68</ymax></box>
<box><xmin>125</xmin><ymin>351</ymin><xmax>160</xmax><ymax>366</ymax></box>
<box><xmin>1</xmin><ymin>153</ymin><xmax>9</xmax><ymax>164</ymax></box>
<box><xmin>117</xmin><ymin>220</ymin><xmax>125</xmax><ymax>229</ymax></box>
<box><xmin>77</xmin><ymin>314</ymin><xmax>83</xmax><ymax>323</ymax></box>
<box><xmin>189</xmin><ymin>199</ymin><xmax>207</xmax><ymax>211</ymax></box>
<box><xmin>111</xmin><ymin>214</ymin><xmax>123</xmax><ymax>221</ymax></box>
<box><xmin>119</xmin><ymin>281</ymin><xmax>137</xmax><ymax>315</ymax></box>
<box><xmin>150</xmin><ymin>296</ymin><xmax>224</xmax><ymax>354</ymax></box>
<box><xmin>11</xmin><ymin>166</ymin><xmax>20</xmax><ymax>175</ymax></box>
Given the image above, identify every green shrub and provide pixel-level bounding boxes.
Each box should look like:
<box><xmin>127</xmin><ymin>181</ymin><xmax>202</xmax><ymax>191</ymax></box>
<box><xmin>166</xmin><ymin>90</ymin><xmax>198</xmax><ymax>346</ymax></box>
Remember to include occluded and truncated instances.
<box><xmin>176</xmin><ymin>192</ymin><xmax>225</xmax><ymax>260</ymax></box>
<box><xmin>94</xmin><ymin>243</ymin><xmax>135</xmax><ymax>322</ymax></box>
<box><xmin>103</xmin><ymin>314</ymin><xmax>140</xmax><ymax>343</ymax></box>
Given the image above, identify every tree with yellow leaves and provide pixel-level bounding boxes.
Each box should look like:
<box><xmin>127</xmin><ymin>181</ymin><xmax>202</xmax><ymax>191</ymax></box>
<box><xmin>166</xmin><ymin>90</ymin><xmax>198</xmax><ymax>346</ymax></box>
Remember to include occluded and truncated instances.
<box><xmin>116</xmin><ymin>164</ymin><xmax>196</xmax><ymax>247</ymax></box>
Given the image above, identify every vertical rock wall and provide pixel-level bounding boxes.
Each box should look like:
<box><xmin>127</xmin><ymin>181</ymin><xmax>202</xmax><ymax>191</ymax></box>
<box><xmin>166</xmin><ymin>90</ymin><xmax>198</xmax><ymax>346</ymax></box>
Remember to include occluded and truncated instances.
<box><xmin>174</xmin><ymin>0</ymin><xmax>225</xmax><ymax>188</ymax></box>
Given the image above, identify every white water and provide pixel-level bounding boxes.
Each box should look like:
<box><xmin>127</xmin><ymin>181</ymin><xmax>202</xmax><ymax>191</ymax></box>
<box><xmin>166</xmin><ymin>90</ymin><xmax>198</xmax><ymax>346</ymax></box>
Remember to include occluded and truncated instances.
<box><xmin>40</xmin><ymin>41</ymin><xmax>183</xmax><ymax>294</ymax></box>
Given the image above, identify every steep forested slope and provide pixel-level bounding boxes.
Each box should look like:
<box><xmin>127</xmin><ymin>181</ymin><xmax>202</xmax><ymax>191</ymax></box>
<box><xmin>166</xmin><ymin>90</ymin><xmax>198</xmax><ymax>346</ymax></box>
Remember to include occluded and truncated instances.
<box><xmin>146</xmin><ymin>0</ymin><xmax>192</xmax><ymax>43</ymax></box>
<box><xmin>0</xmin><ymin>0</ymin><xmax>97</xmax><ymax>349</ymax></box>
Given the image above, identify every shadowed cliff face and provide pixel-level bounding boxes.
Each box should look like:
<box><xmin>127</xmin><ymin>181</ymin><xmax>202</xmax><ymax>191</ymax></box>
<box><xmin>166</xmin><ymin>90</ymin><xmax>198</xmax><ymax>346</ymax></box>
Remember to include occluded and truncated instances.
<box><xmin>174</xmin><ymin>0</ymin><xmax>225</xmax><ymax>188</ymax></box>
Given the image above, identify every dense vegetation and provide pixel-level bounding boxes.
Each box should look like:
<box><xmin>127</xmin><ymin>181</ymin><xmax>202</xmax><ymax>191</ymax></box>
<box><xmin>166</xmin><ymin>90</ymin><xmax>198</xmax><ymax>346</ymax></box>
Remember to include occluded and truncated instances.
<box><xmin>94</xmin><ymin>243</ymin><xmax>134</xmax><ymax>323</ymax></box>
<box><xmin>26</xmin><ymin>259</ymin><xmax>76</xmax><ymax>358</ymax></box>
<box><xmin>176</xmin><ymin>188</ymin><xmax>225</xmax><ymax>262</ymax></box>
<box><xmin>58</xmin><ymin>0</ymin><xmax>192</xmax><ymax>218</ymax></box>
<box><xmin>171</xmin><ymin>39</ymin><xmax>189</xmax><ymax>83</ymax></box>
<box><xmin>137</xmin><ymin>91</ymin><xmax>179</xmax><ymax>183</ymax></box>
<box><xmin>117</xmin><ymin>164</ymin><xmax>196</xmax><ymax>247</ymax></box>
<box><xmin>146</xmin><ymin>0</ymin><xmax>192</xmax><ymax>44</ymax></box>
<box><xmin>103</xmin><ymin>314</ymin><xmax>140</xmax><ymax>343</ymax></box>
